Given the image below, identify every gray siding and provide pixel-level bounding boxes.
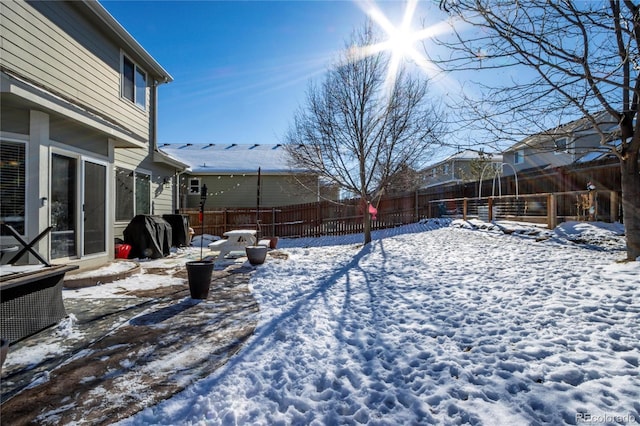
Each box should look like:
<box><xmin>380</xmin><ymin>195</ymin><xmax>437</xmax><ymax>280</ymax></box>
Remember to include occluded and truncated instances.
<box><xmin>1</xmin><ymin>1</ymin><xmax>150</xmax><ymax>143</ymax></box>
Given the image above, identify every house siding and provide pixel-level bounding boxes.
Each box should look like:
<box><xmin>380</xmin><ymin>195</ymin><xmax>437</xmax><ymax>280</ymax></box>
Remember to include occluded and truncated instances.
<box><xmin>1</xmin><ymin>1</ymin><xmax>150</xmax><ymax>143</ymax></box>
<box><xmin>113</xmin><ymin>148</ymin><xmax>177</xmax><ymax>239</ymax></box>
<box><xmin>181</xmin><ymin>174</ymin><xmax>320</xmax><ymax>209</ymax></box>
<box><xmin>1</xmin><ymin>1</ymin><xmax>177</xmax><ymax>270</ymax></box>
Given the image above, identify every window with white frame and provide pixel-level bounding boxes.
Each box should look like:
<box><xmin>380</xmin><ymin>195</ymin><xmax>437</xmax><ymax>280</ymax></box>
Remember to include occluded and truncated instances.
<box><xmin>554</xmin><ymin>137</ymin><xmax>568</xmax><ymax>154</ymax></box>
<box><xmin>188</xmin><ymin>178</ymin><xmax>201</xmax><ymax>194</ymax></box>
<box><xmin>121</xmin><ymin>55</ymin><xmax>146</xmax><ymax>110</ymax></box>
<box><xmin>0</xmin><ymin>140</ymin><xmax>26</xmax><ymax>234</ymax></box>
<box><xmin>514</xmin><ymin>149</ymin><xmax>525</xmax><ymax>164</ymax></box>
<box><xmin>115</xmin><ymin>167</ymin><xmax>151</xmax><ymax>221</ymax></box>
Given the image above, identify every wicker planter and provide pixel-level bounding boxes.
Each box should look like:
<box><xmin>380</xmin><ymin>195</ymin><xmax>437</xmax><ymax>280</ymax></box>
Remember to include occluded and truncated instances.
<box><xmin>245</xmin><ymin>246</ymin><xmax>268</xmax><ymax>265</ymax></box>
<box><xmin>185</xmin><ymin>260</ymin><xmax>214</xmax><ymax>299</ymax></box>
<box><xmin>1</xmin><ymin>338</ymin><xmax>8</xmax><ymax>370</ymax></box>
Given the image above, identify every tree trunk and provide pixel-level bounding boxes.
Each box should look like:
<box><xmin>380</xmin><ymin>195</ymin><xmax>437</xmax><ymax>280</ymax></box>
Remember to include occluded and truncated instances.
<box><xmin>363</xmin><ymin>206</ymin><xmax>372</xmax><ymax>245</ymax></box>
<box><xmin>620</xmin><ymin>153</ymin><xmax>640</xmax><ymax>260</ymax></box>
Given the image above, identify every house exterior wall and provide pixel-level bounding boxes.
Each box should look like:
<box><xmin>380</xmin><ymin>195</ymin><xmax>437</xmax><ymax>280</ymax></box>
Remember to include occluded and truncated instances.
<box><xmin>1</xmin><ymin>1</ymin><xmax>150</xmax><ymax>145</ymax></box>
<box><xmin>180</xmin><ymin>174</ymin><xmax>322</xmax><ymax>209</ymax></box>
<box><xmin>422</xmin><ymin>158</ymin><xmax>499</xmax><ymax>189</ymax></box>
<box><xmin>501</xmin><ymin>114</ymin><xmax>616</xmax><ymax>176</ymax></box>
<box><xmin>113</xmin><ymin>147</ymin><xmax>177</xmax><ymax>240</ymax></box>
<box><xmin>1</xmin><ymin>1</ymin><xmax>175</xmax><ymax>270</ymax></box>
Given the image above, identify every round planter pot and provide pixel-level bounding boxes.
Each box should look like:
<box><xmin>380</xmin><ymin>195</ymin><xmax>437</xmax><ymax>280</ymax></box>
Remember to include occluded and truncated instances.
<box><xmin>185</xmin><ymin>260</ymin><xmax>214</xmax><ymax>299</ymax></box>
<box><xmin>246</xmin><ymin>246</ymin><xmax>268</xmax><ymax>265</ymax></box>
<box><xmin>269</xmin><ymin>236</ymin><xmax>279</xmax><ymax>249</ymax></box>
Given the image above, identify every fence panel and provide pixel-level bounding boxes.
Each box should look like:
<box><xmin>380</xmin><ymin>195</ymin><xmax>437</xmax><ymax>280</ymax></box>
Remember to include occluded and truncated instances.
<box><xmin>181</xmin><ymin>184</ymin><xmax>621</xmax><ymax>240</ymax></box>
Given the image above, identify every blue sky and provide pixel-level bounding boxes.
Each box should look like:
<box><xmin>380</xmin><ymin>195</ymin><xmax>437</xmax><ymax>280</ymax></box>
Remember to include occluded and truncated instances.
<box><xmin>100</xmin><ymin>0</ymin><xmax>447</xmax><ymax>148</ymax></box>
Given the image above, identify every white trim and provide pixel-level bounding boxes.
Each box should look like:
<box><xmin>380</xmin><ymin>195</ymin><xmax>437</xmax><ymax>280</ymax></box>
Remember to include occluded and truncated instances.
<box><xmin>1</xmin><ymin>71</ymin><xmax>144</xmax><ymax>148</ymax></box>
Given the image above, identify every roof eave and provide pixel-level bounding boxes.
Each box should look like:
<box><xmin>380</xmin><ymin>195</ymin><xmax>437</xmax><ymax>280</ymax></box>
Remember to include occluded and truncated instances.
<box><xmin>82</xmin><ymin>0</ymin><xmax>173</xmax><ymax>83</ymax></box>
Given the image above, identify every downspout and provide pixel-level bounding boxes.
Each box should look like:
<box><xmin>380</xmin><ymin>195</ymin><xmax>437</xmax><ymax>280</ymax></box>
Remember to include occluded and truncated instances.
<box><xmin>151</xmin><ymin>80</ymin><xmax>159</xmax><ymax>215</ymax></box>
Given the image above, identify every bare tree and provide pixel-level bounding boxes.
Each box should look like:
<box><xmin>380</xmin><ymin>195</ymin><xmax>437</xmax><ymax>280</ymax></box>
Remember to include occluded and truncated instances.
<box><xmin>285</xmin><ymin>23</ymin><xmax>446</xmax><ymax>244</ymax></box>
<box><xmin>434</xmin><ymin>0</ymin><xmax>640</xmax><ymax>261</ymax></box>
<box><xmin>383</xmin><ymin>162</ymin><xmax>423</xmax><ymax>195</ymax></box>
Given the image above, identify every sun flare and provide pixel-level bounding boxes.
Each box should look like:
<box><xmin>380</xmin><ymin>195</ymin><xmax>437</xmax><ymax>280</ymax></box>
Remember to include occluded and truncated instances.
<box><xmin>353</xmin><ymin>0</ymin><xmax>452</xmax><ymax>93</ymax></box>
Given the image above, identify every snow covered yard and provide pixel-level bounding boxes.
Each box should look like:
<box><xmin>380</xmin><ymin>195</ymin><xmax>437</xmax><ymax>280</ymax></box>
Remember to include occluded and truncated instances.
<box><xmin>120</xmin><ymin>220</ymin><xmax>639</xmax><ymax>425</ymax></box>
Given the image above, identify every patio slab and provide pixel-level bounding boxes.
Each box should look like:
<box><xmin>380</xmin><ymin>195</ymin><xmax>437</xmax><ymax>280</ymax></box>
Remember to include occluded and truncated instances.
<box><xmin>0</xmin><ymin>260</ymin><xmax>261</xmax><ymax>425</ymax></box>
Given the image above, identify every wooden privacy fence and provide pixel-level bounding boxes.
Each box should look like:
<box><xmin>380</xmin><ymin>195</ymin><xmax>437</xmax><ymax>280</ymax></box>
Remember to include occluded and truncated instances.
<box><xmin>182</xmin><ymin>189</ymin><xmax>620</xmax><ymax>239</ymax></box>
<box><xmin>182</xmin><ymin>195</ymin><xmax>420</xmax><ymax>239</ymax></box>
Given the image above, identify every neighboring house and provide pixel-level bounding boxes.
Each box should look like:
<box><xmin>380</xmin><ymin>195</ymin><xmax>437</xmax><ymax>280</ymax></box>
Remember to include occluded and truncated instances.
<box><xmin>421</xmin><ymin>149</ymin><xmax>503</xmax><ymax>189</ymax></box>
<box><xmin>501</xmin><ymin>111</ymin><xmax>617</xmax><ymax>175</ymax></box>
<box><xmin>159</xmin><ymin>143</ymin><xmax>339</xmax><ymax>209</ymax></box>
<box><xmin>1</xmin><ymin>0</ymin><xmax>186</xmax><ymax>270</ymax></box>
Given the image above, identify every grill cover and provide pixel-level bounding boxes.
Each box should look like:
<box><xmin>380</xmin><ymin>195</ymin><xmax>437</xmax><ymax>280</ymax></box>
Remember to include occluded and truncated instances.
<box><xmin>123</xmin><ymin>215</ymin><xmax>172</xmax><ymax>259</ymax></box>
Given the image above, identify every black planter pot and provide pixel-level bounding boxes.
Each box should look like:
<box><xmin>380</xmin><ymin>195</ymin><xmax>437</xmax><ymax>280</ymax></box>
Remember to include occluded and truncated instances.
<box><xmin>185</xmin><ymin>260</ymin><xmax>214</xmax><ymax>299</ymax></box>
<box><xmin>245</xmin><ymin>246</ymin><xmax>268</xmax><ymax>265</ymax></box>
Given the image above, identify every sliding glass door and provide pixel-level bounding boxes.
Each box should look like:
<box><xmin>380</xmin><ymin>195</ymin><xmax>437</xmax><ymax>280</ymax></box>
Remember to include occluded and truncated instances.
<box><xmin>50</xmin><ymin>153</ymin><xmax>106</xmax><ymax>259</ymax></box>
<box><xmin>51</xmin><ymin>154</ymin><xmax>77</xmax><ymax>259</ymax></box>
<box><xmin>83</xmin><ymin>161</ymin><xmax>106</xmax><ymax>255</ymax></box>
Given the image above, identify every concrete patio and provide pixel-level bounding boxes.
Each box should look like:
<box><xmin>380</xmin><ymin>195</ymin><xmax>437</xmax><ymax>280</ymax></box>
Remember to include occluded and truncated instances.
<box><xmin>0</xmin><ymin>251</ymin><xmax>277</xmax><ymax>425</ymax></box>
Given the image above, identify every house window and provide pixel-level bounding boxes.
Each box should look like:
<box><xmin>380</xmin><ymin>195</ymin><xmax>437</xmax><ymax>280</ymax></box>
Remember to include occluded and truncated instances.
<box><xmin>121</xmin><ymin>55</ymin><xmax>146</xmax><ymax>110</ymax></box>
<box><xmin>514</xmin><ymin>149</ymin><xmax>525</xmax><ymax>164</ymax></box>
<box><xmin>443</xmin><ymin>164</ymin><xmax>450</xmax><ymax>175</ymax></box>
<box><xmin>0</xmin><ymin>140</ymin><xmax>26</xmax><ymax>234</ymax></box>
<box><xmin>115</xmin><ymin>167</ymin><xmax>151</xmax><ymax>221</ymax></box>
<box><xmin>554</xmin><ymin>137</ymin><xmax>568</xmax><ymax>154</ymax></box>
<box><xmin>135</xmin><ymin>171</ymin><xmax>151</xmax><ymax>215</ymax></box>
<box><xmin>188</xmin><ymin>178</ymin><xmax>201</xmax><ymax>194</ymax></box>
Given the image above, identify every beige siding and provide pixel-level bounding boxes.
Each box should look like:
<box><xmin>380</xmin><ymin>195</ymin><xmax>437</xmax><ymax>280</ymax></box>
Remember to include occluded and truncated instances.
<box><xmin>181</xmin><ymin>174</ymin><xmax>320</xmax><ymax>209</ymax></box>
<box><xmin>113</xmin><ymin>147</ymin><xmax>177</xmax><ymax>239</ymax></box>
<box><xmin>1</xmin><ymin>1</ymin><xmax>150</xmax><ymax>142</ymax></box>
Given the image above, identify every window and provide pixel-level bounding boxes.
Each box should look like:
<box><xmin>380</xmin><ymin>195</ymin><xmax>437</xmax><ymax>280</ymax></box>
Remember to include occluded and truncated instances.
<box><xmin>121</xmin><ymin>55</ymin><xmax>146</xmax><ymax>109</ymax></box>
<box><xmin>189</xmin><ymin>178</ymin><xmax>201</xmax><ymax>194</ymax></box>
<box><xmin>514</xmin><ymin>149</ymin><xmax>525</xmax><ymax>164</ymax></box>
<box><xmin>554</xmin><ymin>137</ymin><xmax>568</xmax><ymax>154</ymax></box>
<box><xmin>115</xmin><ymin>167</ymin><xmax>151</xmax><ymax>221</ymax></box>
<box><xmin>135</xmin><ymin>171</ymin><xmax>150</xmax><ymax>215</ymax></box>
<box><xmin>0</xmin><ymin>140</ymin><xmax>26</xmax><ymax>234</ymax></box>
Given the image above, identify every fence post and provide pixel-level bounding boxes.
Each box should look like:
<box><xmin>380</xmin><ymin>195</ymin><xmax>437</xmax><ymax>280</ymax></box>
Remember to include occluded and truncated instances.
<box><xmin>272</xmin><ymin>208</ymin><xmax>276</xmax><ymax>237</ymax></box>
<box><xmin>463</xmin><ymin>198</ymin><xmax>468</xmax><ymax>220</ymax></box>
<box><xmin>223</xmin><ymin>208</ymin><xmax>228</xmax><ymax>234</ymax></box>
<box><xmin>415</xmin><ymin>191</ymin><xmax>419</xmax><ymax>222</ymax></box>
<box><xmin>488</xmin><ymin>197</ymin><xmax>493</xmax><ymax>221</ymax></box>
<box><xmin>547</xmin><ymin>194</ymin><xmax>557</xmax><ymax>229</ymax></box>
<box><xmin>610</xmin><ymin>191</ymin><xmax>619</xmax><ymax>223</ymax></box>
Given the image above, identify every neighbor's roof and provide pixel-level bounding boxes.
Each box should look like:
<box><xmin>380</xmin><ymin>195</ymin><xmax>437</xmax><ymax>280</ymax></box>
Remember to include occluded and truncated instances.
<box><xmin>424</xmin><ymin>149</ymin><xmax>503</xmax><ymax>169</ymax></box>
<box><xmin>158</xmin><ymin>143</ymin><xmax>303</xmax><ymax>174</ymax></box>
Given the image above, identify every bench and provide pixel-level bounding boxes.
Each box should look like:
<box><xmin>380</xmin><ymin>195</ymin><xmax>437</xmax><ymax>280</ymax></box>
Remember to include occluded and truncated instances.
<box><xmin>208</xmin><ymin>239</ymin><xmax>227</xmax><ymax>250</ymax></box>
<box><xmin>258</xmin><ymin>239</ymin><xmax>272</xmax><ymax>248</ymax></box>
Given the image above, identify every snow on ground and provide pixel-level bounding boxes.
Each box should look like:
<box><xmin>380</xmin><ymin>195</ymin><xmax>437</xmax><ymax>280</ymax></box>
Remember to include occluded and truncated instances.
<box><xmin>116</xmin><ymin>219</ymin><xmax>639</xmax><ymax>425</ymax></box>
